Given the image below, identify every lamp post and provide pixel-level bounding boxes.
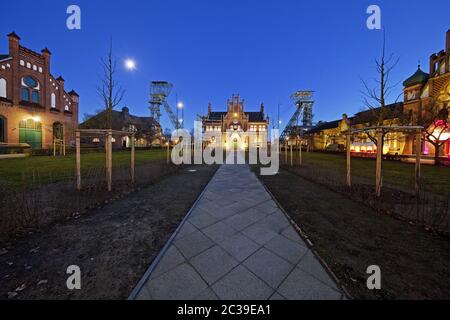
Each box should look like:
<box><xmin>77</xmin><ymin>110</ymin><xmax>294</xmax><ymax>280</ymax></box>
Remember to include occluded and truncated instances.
<box><xmin>177</xmin><ymin>102</ymin><xmax>184</xmax><ymax>129</ymax></box>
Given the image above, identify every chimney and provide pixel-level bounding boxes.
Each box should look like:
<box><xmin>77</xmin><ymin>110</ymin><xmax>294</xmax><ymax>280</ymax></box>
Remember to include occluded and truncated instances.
<box><xmin>41</xmin><ymin>47</ymin><xmax>51</xmax><ymax>73</ymax></box>
<box><xmin>430</xmin><ymin>53</ymin><xmax>437</xmax><ymax>74</ymax></box>
<box><xmin>446</xmin><ymin>29</ymin><xmax>450</xmax><ymax>52</ymax></box>
<box><xmin>207</xmin><ymin>103</ymin><xmax>212</xmax><ymax>114</ymax></box>
<box><xmin>68</xmin><ymin>90</ymin><xmax>79</xmax><ymax>103</ymax></box>
<box><xmin>260</xmin><ymin>103</ymin><xmax>265</xmax><ymax>115</ymax></box>
<box><xmin>8</xmin><ymin>32</ymin><xmax>20</xmax><ymax>57</ymax></box>
<box><xmin>56</xmin><ymin>76</ymin><xmax>65</xmax><ymax>91</ymax></box>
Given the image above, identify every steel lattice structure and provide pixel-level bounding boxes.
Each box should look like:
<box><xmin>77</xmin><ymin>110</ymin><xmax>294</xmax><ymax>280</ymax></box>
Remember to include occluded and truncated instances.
<box><xmin>280</xmin><ymin>90</ymin><xmax>315</xmax><ymax>141</ymax></box>
<box><xmin>149</xmin><ymin>81</ymin><xmax>179</xmax><ymax>128</ymax></box>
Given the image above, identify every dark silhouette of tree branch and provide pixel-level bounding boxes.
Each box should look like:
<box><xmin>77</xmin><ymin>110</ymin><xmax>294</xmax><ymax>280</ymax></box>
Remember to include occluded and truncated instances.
<box><xmin>96</xmin><ymin>39</ymin><xmax>125</xmax><ymax>129</ymax></box>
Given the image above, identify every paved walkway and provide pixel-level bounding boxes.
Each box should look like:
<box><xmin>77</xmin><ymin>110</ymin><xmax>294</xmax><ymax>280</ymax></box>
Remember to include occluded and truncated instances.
<box><xmin>132</xmin><ymin>165</ymin><xmax>344</xmax><ymax>300</ymax></box>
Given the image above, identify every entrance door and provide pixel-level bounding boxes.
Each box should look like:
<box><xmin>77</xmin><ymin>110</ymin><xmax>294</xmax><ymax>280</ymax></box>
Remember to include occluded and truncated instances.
<box><xmin>19</xmin><ymin>119</ymin><xmax>42</xmax><ymax>149</ymax></box>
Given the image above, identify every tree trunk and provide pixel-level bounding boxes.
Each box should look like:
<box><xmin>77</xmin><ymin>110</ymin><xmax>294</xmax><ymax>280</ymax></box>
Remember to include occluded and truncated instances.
<box><xmin>434</xmin><ymin>144</ymin><xmax>441</xmax><ymax>166</ymax></box>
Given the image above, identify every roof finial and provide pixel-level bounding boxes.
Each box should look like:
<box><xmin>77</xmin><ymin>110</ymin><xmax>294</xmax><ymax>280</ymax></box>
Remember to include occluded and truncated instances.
<box><xmin>418</xmin><ymin>60</ymin><xmax>421</xmax><ymax>69</ymax></box>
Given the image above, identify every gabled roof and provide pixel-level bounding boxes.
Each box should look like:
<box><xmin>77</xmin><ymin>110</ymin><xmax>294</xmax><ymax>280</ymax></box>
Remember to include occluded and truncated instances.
<box><xmin>205</xmin><ymin>111</ymin><xmax>265</xmax><ymax>122</ymax></box>
<box><xmin>306</xmin><ymin>120</ymin><xmax>341</xmax><ymax>134</ymax></box>
<box><xmin>403</xmin><ymin>66</ymin><xmax>429</xmax><ymax>87</ymax></box>
<box><xmin>80</xmin><ymin>108</ymin><xmax>160</xmax><ymax>133</ymax></box>
<box><xmin>0</xmin><ymin>54</ymin><xmax>11</xmax><ymax>61</ymax></box>
<box><xmin>352</xmin><ymin>102</ymin><xmax>404</xmax><ymax>125</ymax></box>
<box><xmin>305</xmin><ymin>102</ymin><xmax>404</xmax><ymax>135</ymax></box>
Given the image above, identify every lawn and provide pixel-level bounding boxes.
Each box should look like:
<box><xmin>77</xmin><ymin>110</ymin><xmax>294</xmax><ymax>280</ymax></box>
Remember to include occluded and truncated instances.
<box><xmin>0</xmin><ymin>149</ymin><xmax>166</xmax><ymax>187</ymax></box>
<box><xmin>258</xmin><ymin>168</ymin><xmax>450</xmax><ymax>299</ymax></box>
<box><xmin>289</xmin><ymin>152</ymin><xmax>450</xmax><ymax>197</ymax></box>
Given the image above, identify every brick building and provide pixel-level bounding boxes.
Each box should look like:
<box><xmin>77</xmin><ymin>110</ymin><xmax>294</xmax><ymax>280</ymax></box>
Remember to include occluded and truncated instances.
<box><xmin>79</xmin><ymin>107</ymin><xmax>162</xmax><ymax>148</ymax></box>
<box><xmin>304</xmin><ymin>28</ymin><xmax>450</xmax><ymax>160</ymax></box>
<box><xmin>201</xmin><ymin>94</ymin><xmax>269</xmax><ymax>149</ymax></box>
<box><xmin>0</xmin><ymin>32</ymin><xmax>79</xmax><ymax>150</ymax></box>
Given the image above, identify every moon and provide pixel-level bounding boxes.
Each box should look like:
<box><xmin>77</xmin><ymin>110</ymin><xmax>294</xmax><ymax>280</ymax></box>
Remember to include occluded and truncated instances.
<box><xmin>124</xmin><ymin>59</ymin><xmax>136</xmax><ymax>71</ymax></box>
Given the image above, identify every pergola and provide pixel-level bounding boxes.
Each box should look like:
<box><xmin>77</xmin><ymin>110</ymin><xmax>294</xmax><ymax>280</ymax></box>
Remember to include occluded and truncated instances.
<box><xmin>345</xmin><ymin>126</ymin><xmax>423</xmax><ymax>197</ymax></box>
<box><xmin>75</xmin><ymin>129</ymin><xmax>136</xmax><ymax>192</ymax></box>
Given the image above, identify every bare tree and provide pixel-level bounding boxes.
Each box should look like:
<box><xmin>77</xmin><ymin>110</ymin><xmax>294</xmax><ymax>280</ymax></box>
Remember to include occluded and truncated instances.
<box><xmin>360</xmin><ymin>30</ymin><xmax>403</xmax><ymax>146</ymax></box>
<box><xmin>418</xmin><ymin>98</ymin><xmax>450</xmax><ymax>165</ymax></box>
<box><xmin>97</xmin><ymin>39</ymin><xmax>125</xmax><ymax>129</ymax></box>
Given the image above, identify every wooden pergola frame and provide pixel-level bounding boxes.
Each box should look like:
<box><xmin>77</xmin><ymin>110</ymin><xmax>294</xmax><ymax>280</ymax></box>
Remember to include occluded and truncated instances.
<box><xmin>75</xmin><ymin>129</ymin><xmax>136</xmax><ymax>192</ymax></box>
<box><xmin>345</xmin><ymin>126</ymin><xmax>424</xmax><ymax>197</ymax></box>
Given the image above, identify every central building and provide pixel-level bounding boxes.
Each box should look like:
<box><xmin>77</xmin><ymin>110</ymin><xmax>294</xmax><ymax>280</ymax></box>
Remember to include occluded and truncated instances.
<box><xmin>201</xmin><ymin>94</ymin><xmax>269</xmax><ymax>149</ymax></box>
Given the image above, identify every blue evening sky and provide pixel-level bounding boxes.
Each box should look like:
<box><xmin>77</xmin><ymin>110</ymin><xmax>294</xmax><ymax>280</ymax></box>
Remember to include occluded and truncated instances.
<box><xmin>1</xmin><ymin>0</ymin><xmax>449</xmax><ymax>131</ymax></box>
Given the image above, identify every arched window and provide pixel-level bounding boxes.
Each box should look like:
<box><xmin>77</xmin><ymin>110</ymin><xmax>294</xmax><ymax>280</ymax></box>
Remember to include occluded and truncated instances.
<box><xmin>21</xmin><ymin>76</ymin><xmax>40</xmax><ymax>104</ymax></box>
<box><xmin>0</xmin><ymin>115</ymin><xmax>6</xmax><ymax>142</ymax></box>
<box><xmin>0</xmin><ymin>78</ymin><xmax>6</xmax><ymax>98</ymax></box>
<box><xmin>51</xmin><ymin>93</ymin><xmax>56</xmax><ymax>108</ymax></box>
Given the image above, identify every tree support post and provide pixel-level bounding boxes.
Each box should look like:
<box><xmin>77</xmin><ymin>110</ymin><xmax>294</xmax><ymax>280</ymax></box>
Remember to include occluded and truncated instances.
<box><xmin>106</xmin><ymin>130</ymin><xmax>113</xmax><ymax>192</ymax></box>
<box><xmin>299</xmin><ymin>140</ymin><xmax>303</xmax><ymax>166</ymax></box>
<box><xmin>346</xmin><ymin>133</ymin><xmax>351</xmax><ymax>188</ymax></box>
<box><xmin>131</xmin><ymin>134</ymin><xmax>135</xmax><ymax>185</ymax></box>
<box><xmin>415</xmin><ymin>131</ymin><xmax>422</xmax><ymax>196</ymax></box>
<box><xmin>290</xmin><ymin>145</ymin><xmax>293</xmax><ymax>166</ymax></box>
<box><xmin>76</xmin><ymin>131</ymin><xmax>81</xmax><ymax>191</ymax></box>
<box><xmin>167</xmin><ymin>142</ymin><xmax>170</xmax><ymax>164</ymax></box>
<box><xmin>375</xmin><ymin>130</ymin><xmax>383</xmax><ymax>197</ymax></box>
<box><xmin>285</xmin><ymin>144</ymin><xmax>288</xmax><ymax>164</ymax></box>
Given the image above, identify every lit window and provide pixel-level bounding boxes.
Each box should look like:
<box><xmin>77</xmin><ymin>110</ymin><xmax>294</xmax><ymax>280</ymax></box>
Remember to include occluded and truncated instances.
<box><xmin>92</xmin><ymin>138</ymin><xmax>100</xmax><ymax>143</ymax></box>
<box><xmin>65</xmin><ymin>105</ymin><xmax>69</xmax><ymax>111</ymax></box>
<box><xmin>0</xmin><ymin>78</ymin><xmax>6</xmax><ymax>98</ymax></box>
<box><xmin>38</xmin><ymin>67</ymin><xmax>42</xmax><ymax>73</ymax></box>
<box><xmin>26</xmin><ymin>62</ymin><xmax>31</xmax><ymax>69</ymax></box>
<box><xmin>51</xmin><ymin>93</ymin><xmax>56</xmax><ymax>108</ymax></box>
<box><xmin>20</xmin><ymin>60</ymin><xmax>25</xmax><ymax>66</ymax></box>
<box><xmin>33</xmin><ymin>65</ymin><xmax>37</xmax><ymax>71</ymax></box>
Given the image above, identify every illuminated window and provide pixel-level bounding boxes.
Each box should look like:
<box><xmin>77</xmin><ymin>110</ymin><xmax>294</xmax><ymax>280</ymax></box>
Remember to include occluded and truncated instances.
<box><xmin>0</xmin><ymin>78</ymin><xmax>6</xmax><ymax>98</ymax></box>
<box><xmin>92</xmin><ymin>138</ymin><xmax>100</xmax><ymax>143</ymax></box>
<box><xmin>51</xmin><ymin>93</ymin><xmax>56</xmax><ymax>108</ymax></box>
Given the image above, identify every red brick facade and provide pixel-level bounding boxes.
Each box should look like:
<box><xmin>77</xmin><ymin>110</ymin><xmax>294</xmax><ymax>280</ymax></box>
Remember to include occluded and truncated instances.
<box><xmin>0</xmin><ymin>32</ymin><xmax>78</xmax><ymax>149</ymax></box>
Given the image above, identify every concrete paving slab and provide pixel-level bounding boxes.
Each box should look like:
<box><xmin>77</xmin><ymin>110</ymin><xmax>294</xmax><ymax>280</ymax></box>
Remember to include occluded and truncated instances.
<box><xmin>132</xmin><ymin>164</ymin><xmax>343</xmax><ymax>300</ymax></box>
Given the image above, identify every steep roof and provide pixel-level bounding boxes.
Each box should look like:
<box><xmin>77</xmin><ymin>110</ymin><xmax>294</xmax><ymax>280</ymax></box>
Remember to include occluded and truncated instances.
<box><xmin>80</xmin><ymin>107</ymin><xmax>160</xmax><ymax>133</ymax></box>
<box><xmin>205</xmin><ymin>111</ymin><xmax>265</xmax><ymax>122</ymax></box>
<box><xmin>0</xmin><ymin>54</ymin><xmax>11</xmax><ymax>61</ymax></box>
<box><xmin>403</xmin><ymin>66</ymin><xmax>429</xmax><ymax>87</ymax></box>
<box><xmin>305</xmin><ymin>102</ymin><xmax>404</xmax><ymax>135</ymax></box>
<box><xmin>306</xmin><ymin>120</ymin><xmax>341</xmax><ymax>134</ymax></box>
<box><xmin>352</xmin><ymin>102</ymin><xmax>404</xmax><ymax>125</ymax></box>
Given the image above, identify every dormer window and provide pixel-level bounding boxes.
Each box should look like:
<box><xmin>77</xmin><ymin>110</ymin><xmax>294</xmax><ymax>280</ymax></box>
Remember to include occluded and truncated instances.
<box><xmin>21</xmin><ymin>76</ymin><xmax>40</xmax><ymax>104</ymax></box>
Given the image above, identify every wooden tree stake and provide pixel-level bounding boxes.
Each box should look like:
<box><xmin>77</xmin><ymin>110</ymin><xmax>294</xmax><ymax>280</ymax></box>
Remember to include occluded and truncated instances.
<box><xmin>76</xmin><ymin>131</ymin><xmax>81</xmax><ymax>190</ymax></box>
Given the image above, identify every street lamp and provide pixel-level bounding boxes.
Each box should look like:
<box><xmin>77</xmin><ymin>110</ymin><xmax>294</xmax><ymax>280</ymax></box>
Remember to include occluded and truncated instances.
<box><xmin>177</xmin><ymin>102</ymin><xmax>184</xmax><ymax>129</ymax></box>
